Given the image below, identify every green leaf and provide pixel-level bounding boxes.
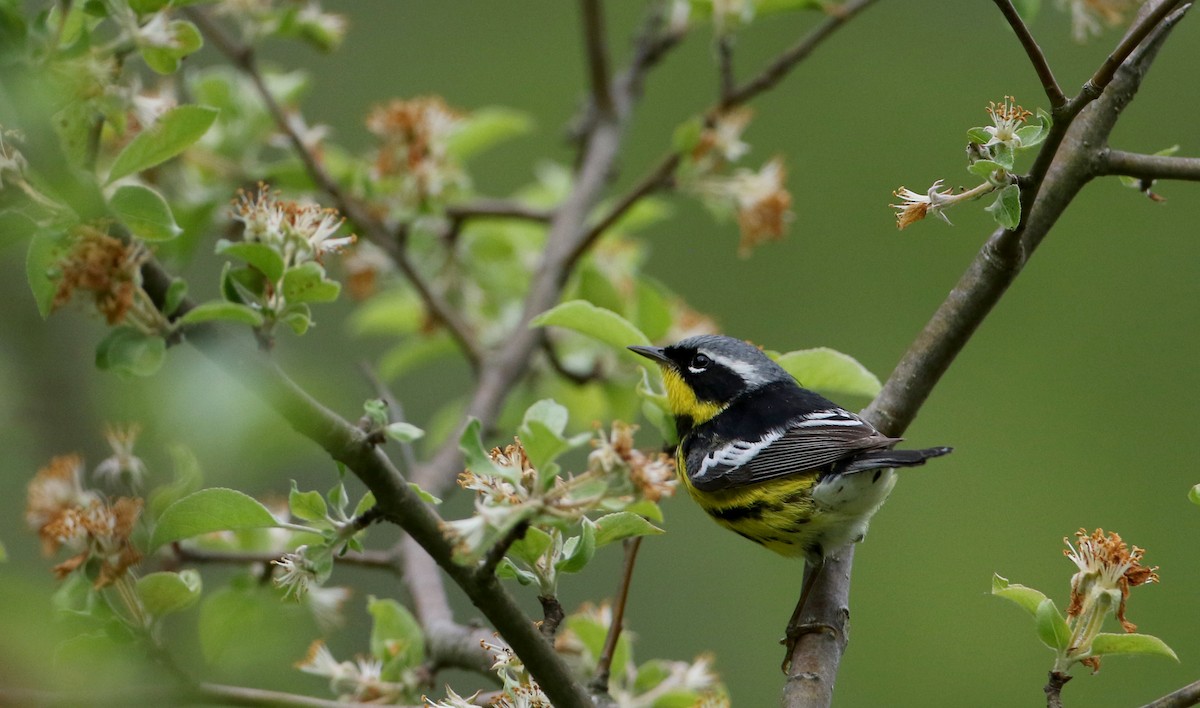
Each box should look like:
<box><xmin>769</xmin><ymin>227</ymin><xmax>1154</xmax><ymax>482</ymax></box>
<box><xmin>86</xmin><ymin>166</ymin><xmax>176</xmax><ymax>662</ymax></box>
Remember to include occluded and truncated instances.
<box><xmin>164</xmin><ymin>278</ymin><xmax>188</xmax><ymax>316</ymax></box>
<box><xmin>289</xmin><ymin>481</ymin><xmax>328</xmax><ymax>523</ymax></box>
<box><xmin>496</xmin><ymin>558</ymin><xmax>539</xmax><ymax>585</ymax></box>
<box><xmin>367</xmin><ymin>596</ymin><xmax>424</xmax><ymax>677</ymax></box>
<box><xmin>966</xmin><ymin>127</ymin><xmax>991</xmax><ymax>144</ymax></box>
<box><xmin>556</xmin><ymin>519</ymin><xmax>596</xmax><ymax>574</ymax></box>
<box><xmin>968</xmin><ymin>160</ymin><xmax>1003</xmax><ymax>178</ymax></box>
<box><xmin>216</xmin><ymin>239</ymin><xmax>286</xmax><ymax>283</ymax></box>
<box><xmin>1090</xmin><ymin>632</ymin><xmax>1178</xmax><ymax>661</ymax></box>
<box><xmin>1035</xmin><ymin>598</ymin><xmax>1071</xmax><ymax>650</ymax></box>
<box><xmin>150</xmin><ymin>487</ymin><xmax>279</xmax><ymax>550</ymax></box>
<box><xmin>757</xmin><ymin>0</ymin><xmax>825</xmax><ymax>13</ymax></box>
<box><xmin>519</xmin><ymin>398</ymin><xmax>579</xmax><ymax>469</ymax></box>
<box><xmin>178</xmin><ymin>301</ymin><xmax>264</xmax><ymax>327</ymax></box>
<box><xmin>1011</xmin><ymin>0</ymin><xmax>1040</xmax><ymax>21</ymax></box>
<box><xmin>107</xmin><ymin>105</ymin><xmax>218</xmax><ymax>183</ymax></box>
<box><xmin>136</xmin><ymin>570</ymin><xmax>201</xmax><ymax>617</ymax></box>
<box><xmin>459</xmin><ymin>418</ymin><xmax>508</xmax><ymax>480</ymax></box>
<box><xmin>593</xmin><ymin>512</ymin><xmax>664</xmax><ymax>547</ymax></box>
<box><xmin>140</xmin><ymin>19</ymin><xmax>203</xmax><ymax>75</ymax></box>
<box><xmin>774</xmin><ymin>348</ymin><xmax>881</xmax><ymax>399</ymax></box>
<box><xmin>282</xmin><ymin>261</ymin><xmax>341</xmax><ymax>303</ymax></box>
<box><xmin>279</xmin><ymin>303</ymin><xmax>312</xmax><ymax>335</ymax></box>
<box><xmin>354</xmin><ymin>491</ymin><xmax>377</xmax><ymax>517</ymax></box>
<box><xmin>509</xmin><ymin>526</ymin><xmax>554</xmax><ymax>566</ymax></box>
<box><xmin>148</xmin><ymin>444</ymin><xmax>204</xmax><ymax>520</ymax></box>
<box><xmin>531</xmin><ymin>300</ymin><xmax>652</xmax><ymax>366</ymax></box>
<box><xmin>26</xmin><ymin>232</ymin><xmax>68</xmax><ymax>319</ymax></box>
<box><xmin>985</xmin><ymin>184</ymin><xmax>1021</xmax><ymax>230</ymax></box>
<box><xmin>199</xmin><ymin>586</ymin><xmax>269</xmax><ymax>664</ymax></box>
<box><xmin>991</xmin><ymin>574</ymin><xmax>1050</xmax><ymax>618</ymax></box>
<box><xmin>1190</xmin><ymin>483</ymin><xmax>1200</xmax><ymax>507</ymax></box>
<box><xmin>991</xmin><ymin>141</ymin><xmax>1015</xmax><ymax>171</ymax></box>
<box><xmin>385</xmin><ymin>421</ymin><xmax>425</xmax><ymax>443</ymax></box>
<box><xmin>408</xmin><ymin>483</ymin><xmax>440</xmax><ymax>505</ymax></box>
<box><xmin>109</xmin><ymin>184</ymin><xmax>182</xmax><ymax>241</ymax></box>
<box><xmin>446</xmin><ymin>106</ymin><xmax>533</xmax><ymax>161</ymax></box>
<box><xmin>672</xmin><ymin>116</ymin><xmax>705</xmax><ymax>155</ymax></box>
<box><xmin>95</xmin><ymin>327</ymin><xmax>166</xmax><ymax>378</ymax></box>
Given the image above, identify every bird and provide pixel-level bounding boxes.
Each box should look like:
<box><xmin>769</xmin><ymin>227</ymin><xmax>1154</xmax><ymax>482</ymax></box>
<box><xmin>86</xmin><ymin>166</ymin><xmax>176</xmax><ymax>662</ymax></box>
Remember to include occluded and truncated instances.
<box><xmin>628</xmin><ymin>334</ymin><xmax>951</xmax><ymax>662</ymax></box>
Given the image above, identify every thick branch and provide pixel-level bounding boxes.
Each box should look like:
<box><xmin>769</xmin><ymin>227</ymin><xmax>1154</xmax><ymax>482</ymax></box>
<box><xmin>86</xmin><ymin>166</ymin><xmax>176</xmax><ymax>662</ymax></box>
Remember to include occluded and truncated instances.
<box><xmin>1140</xmin><ymin>678</ymin><xmax>1200</xmax><ymax>708</ymax></box>
<box><xmin>184</xmin><ymin>7</ymin><xmax>482</xmax><ymax>367</ymax></box>
<box><xmin>991</xmin><ymin>0</ymin><xmax>1066</xmax><ymax>107</ymax></box>
<box><xmin>781</xmin><ymin>3</ymin><xmax>1189</xmax><ymax>705</ymax></box>
<box><xmin>1100</xmin><ymin>149</ymin><xmax>1200</xmax><ymax>181</ymax></box>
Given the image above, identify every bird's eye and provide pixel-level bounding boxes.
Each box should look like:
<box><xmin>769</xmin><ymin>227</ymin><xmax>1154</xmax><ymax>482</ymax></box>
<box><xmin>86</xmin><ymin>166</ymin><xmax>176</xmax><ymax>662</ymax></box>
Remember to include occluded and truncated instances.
<box><xmin>690</xmin><ymin>353</ymin><xmax>711</xmax><ymax>371</ymax></box>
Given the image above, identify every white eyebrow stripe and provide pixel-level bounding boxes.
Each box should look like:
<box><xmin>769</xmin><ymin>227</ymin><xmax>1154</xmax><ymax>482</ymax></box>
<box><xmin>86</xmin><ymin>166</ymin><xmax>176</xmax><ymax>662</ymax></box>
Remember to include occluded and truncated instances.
<box><xmin>707</xmin><ymin>351</ymin><xmax>771</xmax><ymax>387</ymax></box>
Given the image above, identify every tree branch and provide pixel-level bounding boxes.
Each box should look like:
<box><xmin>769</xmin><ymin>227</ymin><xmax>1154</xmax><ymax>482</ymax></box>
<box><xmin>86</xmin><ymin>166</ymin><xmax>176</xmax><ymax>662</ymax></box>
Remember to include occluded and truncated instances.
<box><xmin>183</xmin><ymin>7</ymin><xmax>483</xmax><ymax>368</ymax></box>
<box><xmin>173</xmin><ymin>543</ymin><xmax>401</xmax><ymax>573</ymax></box>
<box><xmin>991</xmin><ymin>0</ymin><xmax>1066</xmax><ymax>107</ymax></box>
<box><xmin>1044</xmin><ymin>671</ymin><xmax>1071</xmax><ymax>708</ymax></box>
<box><xmin>721</xmin><ymin>0</ymin><xmax>878</xmax><ymax>108</ymax></box>
<box><xmin>589</xmin><ymin>537</ymin><xmax>643</xmax><ymax>694</ymax></box>
<box><xmin>1140</xmin><ymin>678</ymin><xmax>1200</xmax><ymax>708</ymax></box>
<box><xmin>781</xmin><ymin>3</ymin><xmax>1190</xmax><ymax>705</ymax></box>
<box><xmin>1100</xmin><ymin>149</ymin><xmax>1200</xmax><ymax>181</ymax></box>
<box><xmin>580</xmin><ymin>0</ymin><xmax>616</xmax><ymax>119</ymax></box>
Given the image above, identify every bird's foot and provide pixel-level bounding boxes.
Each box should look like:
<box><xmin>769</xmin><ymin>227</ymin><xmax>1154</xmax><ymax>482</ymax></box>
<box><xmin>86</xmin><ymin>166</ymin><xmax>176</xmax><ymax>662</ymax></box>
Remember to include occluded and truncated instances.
<box><xmin>779</xmin><ymin>622</ymin><xmax>838</xmax><ymax>673</ymax></box>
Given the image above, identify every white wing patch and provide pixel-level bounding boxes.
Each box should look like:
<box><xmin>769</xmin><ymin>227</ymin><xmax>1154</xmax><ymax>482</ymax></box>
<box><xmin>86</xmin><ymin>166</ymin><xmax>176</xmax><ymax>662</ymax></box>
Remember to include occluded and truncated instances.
<box><xmin>696</xmin><ymin>428</ymin><xmax>786</xmax><ymax>480</ymax></box>
<box><xmin>792</xmin><ymin>409</ymin><xmax>865</xmax><ymax>427</ymax></box>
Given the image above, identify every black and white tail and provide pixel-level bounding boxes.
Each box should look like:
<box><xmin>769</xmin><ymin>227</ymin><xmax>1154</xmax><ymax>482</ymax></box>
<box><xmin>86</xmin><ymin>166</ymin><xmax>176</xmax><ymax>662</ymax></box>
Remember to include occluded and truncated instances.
<box><xmin>840</xmin><ymin>446</ymin><xmax>953</xmax><ymax>474</ymax></box>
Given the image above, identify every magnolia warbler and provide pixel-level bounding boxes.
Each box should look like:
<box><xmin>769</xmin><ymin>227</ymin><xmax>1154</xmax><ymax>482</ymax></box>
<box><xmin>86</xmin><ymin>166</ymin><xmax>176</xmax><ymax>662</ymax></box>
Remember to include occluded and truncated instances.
<box><xmin>629</xmin><ymin>335</ymin><xmax>951</xmax><ymax>655</ymax></box>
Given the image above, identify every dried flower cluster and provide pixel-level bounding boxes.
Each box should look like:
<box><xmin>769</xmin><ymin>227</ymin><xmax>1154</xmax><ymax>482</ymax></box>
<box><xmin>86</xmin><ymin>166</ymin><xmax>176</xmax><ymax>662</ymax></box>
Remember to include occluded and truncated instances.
<box><xmin>702</xmin><ymin>158</ymin><xmax>793</xmax><ymax>257</ymax></box>
<box><xmin>366</xmin><ymin>96</ymin><xmax>466</xmax><ymax>207</ymax></box>
<box><xmin>26</xmin><ymin>455</ymin><xmax>143</xmax><ymax>587</ymax></box>
<box><xmin>588</xmin><ymin>421</ymin><xmax>676</xmax><ymax>503</ymax></box>
<box><xmin>1057</xmin><ymin>0</ymin><xmax>1145</xmax><ymax>43</ymax></box>
<box><xmin>52</xmin><ymin>225</ymin><xmax>149</xmax><ymax>325</ymax></box>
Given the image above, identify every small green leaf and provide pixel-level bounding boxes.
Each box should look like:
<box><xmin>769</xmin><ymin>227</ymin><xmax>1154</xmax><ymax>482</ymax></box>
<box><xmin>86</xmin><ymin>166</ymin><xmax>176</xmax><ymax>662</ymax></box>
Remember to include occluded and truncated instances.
<box><xmin>1189</xmin><ymin>483</ymin><xmax>1200</xmax><ymax>507</ymax></box>
<box><xmin>216</xmin><ymin>240</ymin><xmax>286</xmax><ymax>283</ymax></box>
<box><xmin>1011</xmin><ymin>0</ymin><xmax>1040</xmax><ymax>21</ymax></box>
<box><xmin>354</xmin><ymin>491</ymin><xmax>377</xmax><ymax>517</ymax></box>
<box><xmin>593</xmin><ymin>512</ymin><xmax>664</xmax><ymax>547</ymax></box>
<box><xmin>107</xmin><ymin>105</ymin><xmax>218</xmax><ymax>183</ymax></box>
<box><xmin>178</xmin><ymin>301</ymin><xmax>264</xmax><ymax>326</ymax></box>
<box><xmin>556</xmin><ymin>519</ymin><xmax>596</xmax><ymax>574</ymax></box>
<box><xmin>367</xmin><ymin>596</ymin><xmax>424</xmax><ymax>677</ymax></box>
<box><xmin>140</xmin><ymin>19</ymin><xmax>203</xmax><ymax>75</ymax></box>
<box><xmin>968</xmin><ymin>160</ymin><xmax>1003</xmax><ymax>178</ymax></box>
<box><xmin>289</xmin><ymin>481</ymin><xmax>328</xmax><ymax>523</ymax></box>
<box><xmin>109</xmin><ymin>184</ymin><xmax>182</xmax><ymax>241</ymax></box>
<box><xmin>966</xmin><ymin>127</ymin><xmax>991</xmax><ymax>144</ymax></box>
<box><xmin>991</xmin><ymin>141</ymin><xmax>1015</xmax><ymax>171</ymax></box>
<box><xmin>509</xmin><ymin>526</ymin><xmax>554</xmax><ymax>566</ymax></box>
<box><xmin>164</xmin><ymin>278</ymin><xmax>187</xmax><ymax>316</ymax></box>
<box><xmin>385</xmin><ymin>421</ymin><xmax>425</xmax><ymax>443</ymax></box>
<box><xmin>532</xmin><ymin>300</ymin><xmax>652</xmax><ymax>365</ymax></box>
<box><xmin>495</xmin><ymin>558</ymin><xmax>538</xmax><ymax>585</ymax></box>
<box><xmin>774</xmin><ymin>348</ymin><xmax>881</xmax><ymax>399</ymax></box>
<box><xmin>459</xmin><ymin>418</ymin><xmax>508</xmax><ymax>480</ymax></box>
<box><xmin>408</xmin><ymin>483</ymin><xmax>440</xmax><ymax>505</ymax></box>
<box><xmin>150</xmin><ymin>488</ymin><xmax>278</xmax><ymax>550</ymax></box>
<box><xmin>148</xmin><ymin>444</ymin><xmax>204</xmax><ymax>520</ymax></box>
<box><xmin>519</xmin><ymin>399</ymin><xmax>587</xmax><ymax>469</ymax></box>
<box><xmin>991</xmin><ymin>574</ymin><xmax>1050</xmax><ymax>618</ymax></box>
<box><xmin>199</xmin><ymin>586</ymin><xmax>274</xmax><ymax>665</ymax></box>
<box><xmin>136</xmin><ymin>570</ymin><xmax>201</xmax><ymax>617</ymax></box>
<box><xmin>672</xmin><ymin>116</ymin><xmax>704</xmax><ymax>155</ymax></box>
<box><xmin>282</xmin><ymin>261</ymin><xmax>341</xmax><ymax>303</ymax></box>
<box><xmin>446</xmin><ymin>106</ymin><xmax>533</xmax><ymax>161</ymax></box>
<box><xmin>26</xmin><ymin>232</ymin><xmax>68</xmax><ymax>319</ymax></box>
<box><xmin>1090</xmin><ymin>632</ymin><xmax>1178</xmax><ymax>661</ymax></box>
<box><xmin>1035</xmin><ymin>598</ymin><xmax>1071</xmax><ymax>650</ymax></box>
<box><xmin>985</xmin><ymin>183</ymin><xmax>1021</xmax><ymax>230</ymax></box>
<box><xmin>280</xmin><ymin>303</ymin><xmax>312</xmax><ymax>335</ymax></box>
<box><xmin>95</xmin><ymin>327</ymin><xmax>166</xmax><ymax>378</ymax></box>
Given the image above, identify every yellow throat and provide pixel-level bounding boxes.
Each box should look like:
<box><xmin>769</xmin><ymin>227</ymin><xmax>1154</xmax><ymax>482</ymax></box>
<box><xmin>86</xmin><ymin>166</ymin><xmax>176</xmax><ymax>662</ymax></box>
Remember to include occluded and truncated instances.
<box><xmin>661</xmin><ymin>367</ymin><xmax>724</xmax><ymax>426</ymax></box>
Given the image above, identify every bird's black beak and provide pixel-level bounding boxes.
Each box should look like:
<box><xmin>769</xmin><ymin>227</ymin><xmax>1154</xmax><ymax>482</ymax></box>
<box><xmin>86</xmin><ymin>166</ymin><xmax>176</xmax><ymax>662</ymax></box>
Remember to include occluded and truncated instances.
<box><xmin>627</xmin><ymin>345</ymin><xmax>669</xmax><ymax>364</ymax></box>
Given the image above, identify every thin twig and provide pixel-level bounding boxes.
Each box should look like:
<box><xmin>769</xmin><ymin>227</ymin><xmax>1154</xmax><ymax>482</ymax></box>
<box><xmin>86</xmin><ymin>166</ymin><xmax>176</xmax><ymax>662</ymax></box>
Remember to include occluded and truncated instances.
<box><xmin>569</xmin><ymin>152</ymin><xmax>681</xmax><ymax>268</ymax></box>
<box><xmin>721</xmin><ymin>0</ymin><xmax>878</xmax><ymax>108</ymax></box>
<box><xmin>580</xmin><ymin>0</ymin><xmax>616</xmax><ymax>119</ymax></box>
<box><xmin>359</xmin><ymin>361</ymin><xmax>418</xmax><ymax>472</ymax></box>
<box><xmin>173</xmin><ymin>543</ymin><xmax>401</xmax><ymax>572</ymax></box>
<box><xmin>991</xmin><ymin>0</ymin><xmax>1066</xmax><ymax>107</ymax></box>
<box><xmin>717</xmin><ymin>34</ymin><xmax>737</xmax><ymax>104</ymax></box>
<box><xmin>445</xmin><ymin>200</ymin><xmax>555</xmax><ymax>224</ymax></box>
<box><xmin>183</xmin><ymin>7</ymin><xmax>483</xmax><ymax>368</ymax></box>
<box><xmin>539</xmin><ymin>594</ymin><xmax>567</xmax><ymax>639</ymax></box>
<box><xmin>1100</xmin><ymin>149</ymin><xmax>1200</xmax><ymax>181</ymax></box>
<box><xmin>589</xmin><ymin>537</ymin><xmax>643</xmax><ymax>693</ymax></box>
<box><xmin>1044</xmin><ymin>671</ymin><xmax>1071</xmax><ymax>708</ymax></box>
<box><xmin>1085</xmin><ymin>0</ymin><xmax>1186</xmax><ymax>95</ymax></box>
<box><xmin>1140</xmin><ymin>678</ymin><xmax>1200</xmax><ymax>708</ymax></box>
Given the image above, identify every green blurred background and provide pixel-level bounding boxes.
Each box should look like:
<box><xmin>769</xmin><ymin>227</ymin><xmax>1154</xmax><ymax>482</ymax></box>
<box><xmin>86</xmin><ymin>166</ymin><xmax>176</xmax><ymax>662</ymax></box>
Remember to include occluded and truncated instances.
<box><xmin>2</xmin><ymin>1</ymin><xmax>1199</xmax><ymax>705</ymax></box>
